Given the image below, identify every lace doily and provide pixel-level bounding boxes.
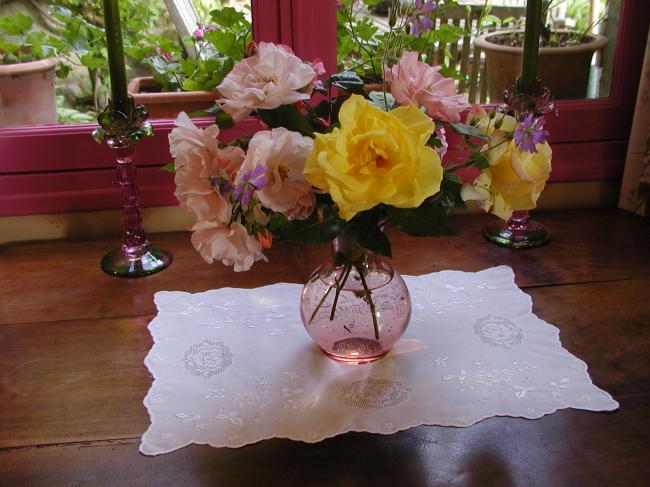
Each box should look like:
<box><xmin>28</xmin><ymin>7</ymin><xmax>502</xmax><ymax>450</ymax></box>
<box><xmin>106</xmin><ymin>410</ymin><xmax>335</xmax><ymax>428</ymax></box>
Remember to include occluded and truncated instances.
<box><xmin>140</xmin><ymin>266</ymin><xmax>618</xmax><ymax>455</ymax></box>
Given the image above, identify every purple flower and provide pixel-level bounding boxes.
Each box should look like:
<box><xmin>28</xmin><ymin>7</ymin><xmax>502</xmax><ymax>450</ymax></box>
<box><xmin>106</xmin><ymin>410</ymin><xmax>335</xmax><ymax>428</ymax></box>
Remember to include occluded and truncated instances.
<box><xmin>193</xmin><ymin>27</ymin><xmax>206</xmax><ymax>40</ymax></box>
<box><xmin>415</xmin><ymin>0</ymin><xmax>437</xmax><ymax>14</ymax></box>
<box><xmin>409</xmin><ymin>1</ymin><xmax>436</xmax><ymax>38</ymax></box>
<box><xmin>233</xmin><ymin>165</ymin><xmax>267</xmax><ymax>207</ymax></box>
<box><xmin>209</xmin><ymin>174</ymin><xmax>233</xmax><ymax>196</ymax></box>
<box><xmin>513</xmin><ymin>114</ymin><xmax>549</xmax><ymax>153</ymax></box>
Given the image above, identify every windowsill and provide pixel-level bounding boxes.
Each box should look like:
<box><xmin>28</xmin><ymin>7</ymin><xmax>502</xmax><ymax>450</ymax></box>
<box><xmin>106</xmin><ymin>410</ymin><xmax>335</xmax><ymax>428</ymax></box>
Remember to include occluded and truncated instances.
<box><xmin>0</xmin><ymin>180</ymin><xmax>622</xmax><ymax>245</ymax></box>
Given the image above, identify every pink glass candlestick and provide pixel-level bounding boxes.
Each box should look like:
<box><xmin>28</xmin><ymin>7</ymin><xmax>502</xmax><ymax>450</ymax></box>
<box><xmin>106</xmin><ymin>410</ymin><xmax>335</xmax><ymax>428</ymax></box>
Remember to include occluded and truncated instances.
<box><xmin>100</xmin><ymin>138</ymin><xmax>172</xmax><ymax>277</ymax></box>
<box><xmin>483</xmin><ymin>210</ymin><xmax>550</xmax><ymax>249</ymax></box>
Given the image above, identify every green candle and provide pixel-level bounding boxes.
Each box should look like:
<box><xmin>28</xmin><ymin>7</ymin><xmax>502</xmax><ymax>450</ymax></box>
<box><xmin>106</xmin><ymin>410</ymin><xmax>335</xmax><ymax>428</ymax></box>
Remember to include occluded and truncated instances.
<box><xmin>520</xmin><ymin>0</ymin><xmax>542</xmax><ymax>94</ymax></box>
<box><xmin>102</xmin><ymin>0</ymin><xmax>129</xmax><ymax>113</ymax></box>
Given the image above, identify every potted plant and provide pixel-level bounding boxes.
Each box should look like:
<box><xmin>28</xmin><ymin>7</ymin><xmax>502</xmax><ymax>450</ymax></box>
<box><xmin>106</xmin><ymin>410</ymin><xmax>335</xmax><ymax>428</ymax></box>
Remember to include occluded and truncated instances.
<box><xmin>0</xmin><ymin>12</ymin><xmax>60</xmax><ymax>127</ymax></box>
<box><xmin>128</xmin><ymin>6</ymin><xmax>251</xmax><ymax>118</ymax></box>
<box><xmin>474</xmin><ymin>4</ymin><xmax>607</xmax><ymax>100</ymax></box>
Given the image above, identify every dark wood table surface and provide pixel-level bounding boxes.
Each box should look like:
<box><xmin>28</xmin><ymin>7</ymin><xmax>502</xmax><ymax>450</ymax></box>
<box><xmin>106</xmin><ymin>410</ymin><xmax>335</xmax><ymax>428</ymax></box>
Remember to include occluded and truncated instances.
<box><xmin>1</xmin><ymin>209</ymin><xmax>649</xmax><ymax>486</ymax></box>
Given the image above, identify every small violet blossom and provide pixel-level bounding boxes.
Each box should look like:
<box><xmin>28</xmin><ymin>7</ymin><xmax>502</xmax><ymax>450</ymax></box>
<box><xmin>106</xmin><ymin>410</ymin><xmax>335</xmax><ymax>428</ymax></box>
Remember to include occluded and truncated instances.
<box><xmin>409</xmin><ymin>0</ymin><xmax>436</xmax><ymax>37</ymax></box>
<box><xmin>208</xmin><ymin>172</ymin><xmax>233</xmax><ymax>197</ymax></box>
<box><xmin>234</xmin><ymin>165</ymin><xmax>267</xmax><ymax>207</ymax></box>
<box><xmin>193</xmin><ymin>24</ymin><xmax>217</xmax><ymax>41</ymax></box>
<box><xmin>513</xmin><ymin>114</ymin><xmax>549</xmax><ymax>154</ymax></box>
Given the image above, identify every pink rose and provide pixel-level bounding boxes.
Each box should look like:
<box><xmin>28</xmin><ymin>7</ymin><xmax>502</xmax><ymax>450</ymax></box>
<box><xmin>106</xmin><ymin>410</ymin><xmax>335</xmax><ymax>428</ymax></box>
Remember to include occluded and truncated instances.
<box><xmin>384</xmin><ymin>51</ymin><xmax>469</xmax><ymax>123</ymax></box>
<box><xmin>190</xmin><ymin>221</ymin><xmax>267</xmax><ymax>272</ymax></box>
<box><xmin>238</xmin><ymin>128</ymin><xmax>315</xmax><ymax>219</ymax></box>
<box><xmin>217</xmin><ymin>42</ymin><xmax>317</xmax><ymax>122</ymax></box>
<box><xmin>174</xmin><ymin>170</ymin><xmax>232</xmax><ymax>224</ymax></box>
<box><xmin>170</xmin><ymin>112</ymin><xmax>245</xmax><ymax>223</ymax></box>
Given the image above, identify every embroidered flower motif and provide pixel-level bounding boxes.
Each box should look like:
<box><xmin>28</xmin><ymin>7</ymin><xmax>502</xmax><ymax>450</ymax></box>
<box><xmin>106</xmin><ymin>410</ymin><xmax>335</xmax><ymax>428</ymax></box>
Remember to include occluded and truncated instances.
<box><xmin>473</xmin><ymin>315</ymin><xmax>523</xmax><ymax>348</ymax></box>
<box><xmin>183</xmin><ymin>340</ymin><xmax>234</xmax><ymax>378</ymax></box>
<box><xmin>338</xmin><ymin>378</ymin><xmax>411</xmax><ymax>409</ymax></box>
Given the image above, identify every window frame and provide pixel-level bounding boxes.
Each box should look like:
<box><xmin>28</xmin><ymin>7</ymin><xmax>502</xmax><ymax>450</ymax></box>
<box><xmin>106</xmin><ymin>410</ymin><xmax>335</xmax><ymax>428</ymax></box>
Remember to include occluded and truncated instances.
<box><xmin>0</xmin><ymin>0</ymin><xmax>647</xmax><ymax>217</ymax></box>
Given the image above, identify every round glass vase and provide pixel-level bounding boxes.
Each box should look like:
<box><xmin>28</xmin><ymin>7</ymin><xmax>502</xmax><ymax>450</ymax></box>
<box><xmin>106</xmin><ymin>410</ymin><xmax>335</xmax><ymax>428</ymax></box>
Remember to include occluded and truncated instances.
<box><xmin>300</xmin><ymin>235</ymin><xmax>412</xmax><ymax>364</ymax></box>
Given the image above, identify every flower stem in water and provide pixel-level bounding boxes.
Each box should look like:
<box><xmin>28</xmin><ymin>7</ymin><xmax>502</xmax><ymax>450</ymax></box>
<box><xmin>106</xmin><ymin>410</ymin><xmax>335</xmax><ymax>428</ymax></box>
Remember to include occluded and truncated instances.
<box><xmin>354</xmin><ymin>262</ymin><xmax>379</xmax><ymax>340</ymax></box>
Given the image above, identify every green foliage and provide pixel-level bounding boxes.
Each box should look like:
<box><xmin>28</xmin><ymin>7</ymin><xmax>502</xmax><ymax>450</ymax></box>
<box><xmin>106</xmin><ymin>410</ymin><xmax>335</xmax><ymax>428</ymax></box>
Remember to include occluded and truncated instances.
<box><xmin>50</xmin><ymin>0</ymin><xmax>165</xmax><ymax>115</ymax></box>
<box><xmin>258</xmin><ymin>104</ymin><xmax>315</xmax><ymax>137</ymax></box>
<box><xmin>336</xmin><ymin>0</ymin><xmax>466</xmax><ymax>82</ymax></box>
<box><xmin>368</xmin><ymin>90</ymin><xmax>396</xmax><ymax>111</ymax></box>
<box><xmin>143</xmin><ymin>6</ymin><xmax>251</xmax><ymax>93</ymax></box>
<box><xmin>330</xmin><ymin>70</ymin><xmax>368</xmax><ymax>95</ymax></box>
<box><xmin>0</xmin><ymin>12</ymin><xmax>59</xmax><ymax>64</ymax></box>
<box><xmin>269</xmin><ymin>196</ymin><xmax>346</xmax><ymax>245</ymax></box>
<box><xmin>386</xmin><ymin>172</ymin><xmax>464</xmax><ymax>238</ymax></box>
<box><xmin>55</xmin><ymin>95</ymin><xmax>96</xmax><ymax>123</ymax></box>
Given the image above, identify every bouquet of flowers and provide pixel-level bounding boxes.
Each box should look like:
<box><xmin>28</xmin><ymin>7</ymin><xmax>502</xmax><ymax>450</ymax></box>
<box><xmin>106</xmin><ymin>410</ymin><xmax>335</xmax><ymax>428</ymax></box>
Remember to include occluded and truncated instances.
<box><xmin>169</xmin><ymin>41</ymin><xmax>553</xmax><ymax>272</ymax></box>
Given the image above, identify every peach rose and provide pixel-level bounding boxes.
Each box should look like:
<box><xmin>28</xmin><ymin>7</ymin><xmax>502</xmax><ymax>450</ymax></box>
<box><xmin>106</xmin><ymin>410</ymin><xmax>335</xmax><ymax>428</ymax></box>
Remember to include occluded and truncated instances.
<box><xmin>238</xmin><ymin>128</ymin><xmax>315</xmax><ymax>219</ymax></box>
<box><xmin>190</xmin><ymin>221</ymin><xmax>267</xmax><ymax>272</ymax></box>
<box><xmin>170</xmin><ymin>113</ymin><xmax>245</xmax><ymax>223</ymax></box>
<box><xmin>217</xmin><ymin>42</ymin><xmax>317</xmax><ymax>122</ymax></box>
<box><xmin>384</xmin><ymin>51</ymin><xmax>469</xmax><ymax>122</ymax></box>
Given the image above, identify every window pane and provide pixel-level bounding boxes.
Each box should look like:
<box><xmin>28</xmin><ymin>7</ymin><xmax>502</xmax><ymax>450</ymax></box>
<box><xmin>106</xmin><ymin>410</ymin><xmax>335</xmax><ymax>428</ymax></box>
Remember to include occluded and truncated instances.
<box><xmin>337</xmin><ymin>0</ymin><xmax>620</xmax><ymax>103</ymax></box>
<box><xmin>0</xmin><ymin>0</ymin><xmax>251</xmax><ymax>129</ymax></box>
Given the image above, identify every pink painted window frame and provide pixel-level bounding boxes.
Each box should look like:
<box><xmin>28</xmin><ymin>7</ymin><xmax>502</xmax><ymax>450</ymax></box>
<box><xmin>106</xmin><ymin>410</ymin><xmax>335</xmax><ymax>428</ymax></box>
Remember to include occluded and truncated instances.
<box><xmin>0</xmin><ymin>0</ymin><xmax>647</xmax><ymax>217</ymax></box>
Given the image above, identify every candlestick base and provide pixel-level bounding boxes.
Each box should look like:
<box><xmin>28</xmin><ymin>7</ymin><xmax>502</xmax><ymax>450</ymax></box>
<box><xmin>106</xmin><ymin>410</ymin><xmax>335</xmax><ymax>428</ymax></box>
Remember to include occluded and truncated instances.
<box><xmin>483</xmin><ymin>211</ymin><xmax>550</xmax><ymax>249</ymax></box>
<box><xmin>101</xmin><ymin>243</ymin><xmax>172</xmax><ymax>277</ymax></box>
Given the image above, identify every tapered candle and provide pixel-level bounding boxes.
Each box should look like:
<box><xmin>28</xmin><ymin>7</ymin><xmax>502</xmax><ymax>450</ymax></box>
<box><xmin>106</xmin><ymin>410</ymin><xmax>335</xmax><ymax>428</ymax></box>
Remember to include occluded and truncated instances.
<box><xmin>102</xmin><ymin>0</ymin><xmax>129</xmax><ymax>113</ymax></box>
<box><xmin>520</xmin><ymin>0</ymin><xmax>542</xmax><ymax>94</ymax></box>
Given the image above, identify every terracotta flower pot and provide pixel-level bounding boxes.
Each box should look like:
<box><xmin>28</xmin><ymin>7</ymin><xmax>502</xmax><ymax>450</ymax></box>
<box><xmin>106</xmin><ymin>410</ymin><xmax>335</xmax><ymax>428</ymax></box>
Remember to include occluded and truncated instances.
<box><xmin>474</xmin><ymin>31</ymin><xmax>608</xmax><ymax>101</ymax></box>
<box><xmin>0</xmin><ymin>57</ymin><xmax>57</xmax><ymax>128</ymax></box>
<box><xmin>127</xmin><ymin>76</ymin><xmax>221</xmax><ymax>119</ymax></box>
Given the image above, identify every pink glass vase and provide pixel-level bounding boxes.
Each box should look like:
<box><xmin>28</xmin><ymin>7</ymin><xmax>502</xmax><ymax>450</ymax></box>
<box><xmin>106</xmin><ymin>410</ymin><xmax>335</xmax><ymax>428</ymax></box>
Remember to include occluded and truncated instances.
<box><xmin>483</xmin><ymin>210</ymin><xmax>550</xmax><ymax>249</ymax></box>
<box><xmin>300</xmin><ymin>234</ymin><xmax>411</xmax><ymax>364</ymax></box>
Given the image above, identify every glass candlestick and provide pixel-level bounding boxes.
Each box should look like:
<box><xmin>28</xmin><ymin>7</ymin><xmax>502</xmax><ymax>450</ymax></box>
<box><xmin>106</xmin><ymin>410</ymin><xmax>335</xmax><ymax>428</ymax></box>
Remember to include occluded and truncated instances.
<box><xmin>100</xmin><ymin>139</ymin><xmax>172</xmax><ymax>277</ymax></box>
<box><xmin>483</xmin><ymin>210</ymin><xmax>550</xmax><ymax>249</ymax></box>
<box><xmin>94</xmin><ymin>97</ymin><xmax>171</xmax><ymax>277</ymax></box>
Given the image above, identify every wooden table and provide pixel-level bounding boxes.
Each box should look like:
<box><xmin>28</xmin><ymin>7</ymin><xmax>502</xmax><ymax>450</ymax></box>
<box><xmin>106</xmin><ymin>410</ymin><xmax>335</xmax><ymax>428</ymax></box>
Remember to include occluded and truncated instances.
<box><xmin>1</xmin><ymin>209</ymin><xmax>649</xmax><ymax>486</ymax></box>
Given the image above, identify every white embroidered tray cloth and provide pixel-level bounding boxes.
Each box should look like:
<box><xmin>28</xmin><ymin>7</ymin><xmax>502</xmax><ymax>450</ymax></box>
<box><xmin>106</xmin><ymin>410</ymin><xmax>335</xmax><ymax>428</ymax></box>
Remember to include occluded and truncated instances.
<box><xmin>140</xmin><ymin>266</ymin><xmax>618</xmax><ymax>455</ymax></box>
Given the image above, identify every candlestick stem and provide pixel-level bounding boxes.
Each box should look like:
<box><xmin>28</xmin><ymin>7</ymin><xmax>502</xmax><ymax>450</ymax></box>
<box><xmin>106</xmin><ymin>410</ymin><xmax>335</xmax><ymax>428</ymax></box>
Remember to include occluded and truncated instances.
<box><xmin>100</xmin><ymin>138</ymin><xmax>171</xmax><ymax>276</ymax></box>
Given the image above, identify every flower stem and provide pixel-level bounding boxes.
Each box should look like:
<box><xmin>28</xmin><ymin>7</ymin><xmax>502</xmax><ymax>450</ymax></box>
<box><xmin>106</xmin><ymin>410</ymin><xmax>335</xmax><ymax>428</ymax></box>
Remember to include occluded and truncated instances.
<box><xmin>307</xmin><ymin>282</ymin><xmax>334</xmax><ymax>325</ymax></box>
<box><xmin>354</xmin><ymin>262</ymin><xmax>379</xmax><ymax>340</ymax></box>
<box><xmin>330</xmin><ymin>263</ymin><xmax>353</xmax><ymax>321</ymax></box>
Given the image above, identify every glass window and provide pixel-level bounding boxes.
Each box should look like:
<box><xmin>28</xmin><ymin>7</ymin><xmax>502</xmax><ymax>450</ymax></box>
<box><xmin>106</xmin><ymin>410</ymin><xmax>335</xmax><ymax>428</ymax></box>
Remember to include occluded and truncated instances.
<box><xmin>0</xmin><ymin>0</ymin><xmax>252</xmax><ymax>129</ymax></box>
<box><xmin>339</xmin><ymin>0</ymin><xmax>620</xmax><ymax>102</ymax></box>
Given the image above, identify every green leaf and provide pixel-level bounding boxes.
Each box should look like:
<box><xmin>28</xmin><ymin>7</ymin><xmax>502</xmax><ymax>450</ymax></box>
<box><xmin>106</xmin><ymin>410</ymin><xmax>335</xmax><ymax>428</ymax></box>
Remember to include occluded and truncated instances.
<box><xmin>387</xmin><ymin>201</ymin><xmax>454</xmax><ymax>237</ymax></box>
<box><xmin>368</xmin><ymin>90</ymin><xmax>395</xmax><ymax>111</ymax></box>
<box><xmin>330</xmin><ymin>71</ymin><xmax>367</xmax><ymax>96</ymax></box>
<box><xmin>160</xmin><ymin>163</ymin><xmax>176</xmax><ymax>173</ymax></box>
<box><xmin>214</xmin><ymin>107</ymin><xmax>234</xmax><ymax>129</ymax></box>
<box><xmin>269</xmin><ymin>211</ymin><xmax>345</xmax><ymax>245</ymax></box>
<box><xmin>80</xmin><ymin>53</ymin><xmax>106</xmax><ymax>69</ymax></box>
<box><xmin>449</xmin><ymin>122</ymin><xmax>488</xmax><ymax>140</ymax></box>
<box><xmin>470</xmin><ymin>152</ymin><xmax>490</xmax><ymax>170</ymax></box>
<box><xmin>386</xmin><ymin>172</ymin><xmax>465</xmax><ymax>238</ymax></box>
<box><xmin>0</xmin><ymin>12</ymin><xmax>33</xmax><ymax>36</ymax></box>
<box><xmin>204</xmin><ymin>30</ymin><xmax>243</xmax><ymax>61</ymax></box>
<box><xmin>257</xmin><ymin>104</ymin><xmax>314</xmax><ymax>137</ymax></box>
<box><xmin>56</xmin><ymin>63</ymin><xmax>71</xmax><ymax>79</ymax></box>
<box><xmin>210</xmin><ymin>7</ymin><xmax>246</xmax><ymax>29</ymax></box>
<box><xmin>0</xmin><ymin>38</ymin><xmax>20</xmax><ymax>56</ymax></box>
<box><xmin>345</xmin><ymin>206</ymin><xmax>392</xmax><ymax>257</ymax></box>
<box><xmin>358</xmin><ymin>224</ymin><xmax>392</xmax><ymax>258</ymax></box>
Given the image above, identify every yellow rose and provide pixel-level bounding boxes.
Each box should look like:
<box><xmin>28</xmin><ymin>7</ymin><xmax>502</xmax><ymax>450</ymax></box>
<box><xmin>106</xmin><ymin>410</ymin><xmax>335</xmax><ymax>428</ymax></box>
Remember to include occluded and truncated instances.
<box><xmin>304</xmin><ymin>94</ymin><xmax>443</xmax><ymax>220</ymax></box>
<box><xmin>461</xmin><ymin>124</ymin><xmax>552</xmax><ymax>220</ymax></box>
